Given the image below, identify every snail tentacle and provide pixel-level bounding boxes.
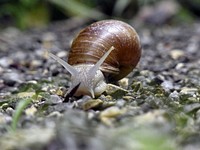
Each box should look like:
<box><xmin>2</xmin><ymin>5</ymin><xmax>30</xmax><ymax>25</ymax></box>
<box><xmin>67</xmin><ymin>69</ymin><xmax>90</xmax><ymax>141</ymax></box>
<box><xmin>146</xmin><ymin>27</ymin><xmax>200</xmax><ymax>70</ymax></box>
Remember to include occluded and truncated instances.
<box><xmin>49</xmin><ymin>53</ymin><xmax>78</xmax><ymax>76</ymax></box>
<box><xmin>89</xmin><ymin>46</ymin><xmax>115</xmax><ymax>77</ymax></box>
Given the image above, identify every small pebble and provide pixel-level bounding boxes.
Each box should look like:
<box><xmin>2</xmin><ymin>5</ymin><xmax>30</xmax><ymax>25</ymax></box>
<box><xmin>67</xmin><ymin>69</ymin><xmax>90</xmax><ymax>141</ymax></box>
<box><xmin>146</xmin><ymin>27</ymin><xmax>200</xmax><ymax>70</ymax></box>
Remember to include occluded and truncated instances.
<box><xmin>0</xmin><ymin>57</ymin><xmax>13</xmax><ymax>67</ymax></box>
<box><xmin>30</xmin><ymin>60</ymin><xmax>42</xmax><ymax>68</ymax></box>
<box><xmin>116</xmin><ymin>99</ymin><xmax>126</xmax><ymax>107</ymax></box>
<box><xmin>82</xmin><ymin>99</ymin><xmax>103</xmax><ymax>111</ymax></box>
<box><xmin>123</xmin><ymin>96</ymin><xmax>134</xmax><ymax>102</ymax></box>
<box><xmin>5</xmin><ymin>107</ymin><xmax>14</xmax><ymax>116</ymax></box>
<box><xmin>100</xmin><ymin>106</ymin><xmax>126</xmax><ymax>118</ymax></box>
<box><xmin>17</xmin><ymin>92</ymin><xmax>35</xmax><ymax>98</ymax></box>
<box><xmin>170</xmin><ymin>49</ymin><xmax>185</xmax><ymax>59</ymax></box>
<box><xmin>0</xmin><ymin>113</ymin><xmax>12</xmax><ymax>124</ymax></box>
<box><xmin>47</xmin><ymin>111</ymin><xmax>63</xmax><ymax>118</ymax></box>
<box><xmin>3</xmin><ymin>71</ymin><xmax>23</xmax><ymax>86</ymax></box>
<box><xmin>55</xmin><ymin>87</ymin><xmax>66</xmax><ymax>97</ymax></box>
<box><xmin>26</xmin><ymin>80</ymin><xmax>38</xmax><ymax>84</ymax></box>
<box><xmin>100</xmin><ymin>106</ymin><xmax>126</xmax><ymax>126</ymax></box>
<box><xmin>57</xmin><ymin>51</ymin><xmax>68</xmax><ymax>58</ymax></box>
<box><xmin>169</xmin><ymin>91</ymin><xmax>179</xmax><ymax>99</ymax></box>
<box><xmin>25</xmin><ymin>106</ymin><xmax>37</xmax><ymax>117</ymax></box>
<box><xmin>175</xmin><ymin>63</ymin><xmax>184</xmax><ymax>70</ymax></box>
<box><xmin>180</xmin><ymin>87</ymin><xmax>198</xmax><ymax>95</ymax></box>
<box><xmin>46</xmin><ymin>95</ymin><xmax>63</xmax><ymax>104</ymax></box>
<box><xmin>118</xmin><ymin>78</ymin><xmax>129</xmax><ymax>89</ymax></box>
<box><xmin>134</xmin><ymin>110</ymin><xmax>167</xmax><ymax>126</ymax></box>
<box><xmin>106</xmin><ymin>84</ymin><xmax>128</xmax><ymax>98</ymax></box>
<box><xmin>161</xmin><ymin>80</ymin><xmax>174</xmax><ymax>91</ymax></box>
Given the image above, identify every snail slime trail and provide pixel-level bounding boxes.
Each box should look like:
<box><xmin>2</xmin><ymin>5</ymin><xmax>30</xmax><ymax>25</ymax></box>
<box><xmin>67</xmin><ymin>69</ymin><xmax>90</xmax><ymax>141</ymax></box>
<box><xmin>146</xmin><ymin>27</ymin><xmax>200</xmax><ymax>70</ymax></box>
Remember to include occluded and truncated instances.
<box><xmin>49</xmin><ymin>20</ymin><xmax>141</xmax><ymax>98</ymax></box>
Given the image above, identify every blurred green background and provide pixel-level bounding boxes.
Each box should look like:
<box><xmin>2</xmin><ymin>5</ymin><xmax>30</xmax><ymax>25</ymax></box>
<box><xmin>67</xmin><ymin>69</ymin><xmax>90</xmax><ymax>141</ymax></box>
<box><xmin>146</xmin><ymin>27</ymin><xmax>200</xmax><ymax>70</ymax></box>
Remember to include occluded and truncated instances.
<box><xmin>0</xmin><ymin>0</ymin><xmax>199</xmax><ymax>29</ymax></box>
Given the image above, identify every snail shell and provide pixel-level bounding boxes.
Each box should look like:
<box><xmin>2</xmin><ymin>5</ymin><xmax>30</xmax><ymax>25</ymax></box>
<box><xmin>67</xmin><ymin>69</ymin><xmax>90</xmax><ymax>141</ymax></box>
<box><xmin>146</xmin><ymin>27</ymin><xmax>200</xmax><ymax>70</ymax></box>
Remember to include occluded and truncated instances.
<box><xmin>68</xmin><ymin>20</ymin><xmax>141</xmax><ymax>81</ymax></box>
<box><xmin>49</xmin><ymin>20</ymin><xmax>141</xmax><ymax>98</ymax></box>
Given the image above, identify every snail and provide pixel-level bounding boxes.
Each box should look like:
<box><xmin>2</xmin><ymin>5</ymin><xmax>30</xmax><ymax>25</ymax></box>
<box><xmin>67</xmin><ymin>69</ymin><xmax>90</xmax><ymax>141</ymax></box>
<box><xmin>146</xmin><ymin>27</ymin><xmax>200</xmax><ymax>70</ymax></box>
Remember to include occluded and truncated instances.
<box><xmin>49</xmin><ymin>20</ymin><xmax>141</xmax><ymax>98</ymax></box>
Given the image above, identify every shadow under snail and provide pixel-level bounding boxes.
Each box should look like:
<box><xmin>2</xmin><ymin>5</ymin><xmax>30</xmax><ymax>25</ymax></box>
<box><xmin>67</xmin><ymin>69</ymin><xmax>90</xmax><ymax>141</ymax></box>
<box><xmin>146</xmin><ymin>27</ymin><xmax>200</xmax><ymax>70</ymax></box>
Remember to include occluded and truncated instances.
<box><xmin>49</xmin><ymin>19</ymin><xmax>142</xmax><ymax>98</ymax></box>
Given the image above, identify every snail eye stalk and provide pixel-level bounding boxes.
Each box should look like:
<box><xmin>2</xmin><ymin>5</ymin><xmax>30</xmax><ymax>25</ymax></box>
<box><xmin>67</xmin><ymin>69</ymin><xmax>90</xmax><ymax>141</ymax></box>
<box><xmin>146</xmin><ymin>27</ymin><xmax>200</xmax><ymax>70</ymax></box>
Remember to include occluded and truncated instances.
<box><xmin>89</xmin><ymin>46</ymin><xmax>115</xmax><ymax>77</ymax></box>
<box><xmin>49</xmin><ymin>53</ymin><xmax>78</xmax><ymax>76</ymax></box>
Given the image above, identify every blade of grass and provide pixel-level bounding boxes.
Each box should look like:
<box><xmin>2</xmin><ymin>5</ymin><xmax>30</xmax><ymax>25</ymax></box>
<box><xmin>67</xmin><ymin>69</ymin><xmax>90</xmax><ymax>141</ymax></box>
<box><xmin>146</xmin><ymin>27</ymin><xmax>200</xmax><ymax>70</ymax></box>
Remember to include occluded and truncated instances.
<box><xmin>49</xmin><ymin>0</ymin><xmax>106</xmax><ymax>19</ymax></box>
<box><xmin>112</xmin><ymin>0</ymin><xmax>131</xmax><ymax>16</ymax></box>
<box><xmin>11</xmin><ymin>98</ymin><xmax>33</xmax><ymax>131</ymax></box>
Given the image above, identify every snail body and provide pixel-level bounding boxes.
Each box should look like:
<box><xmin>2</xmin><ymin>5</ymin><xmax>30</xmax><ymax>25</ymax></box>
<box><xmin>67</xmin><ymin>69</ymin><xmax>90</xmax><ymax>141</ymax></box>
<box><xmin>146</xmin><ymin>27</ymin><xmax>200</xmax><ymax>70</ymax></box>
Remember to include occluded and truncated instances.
<box><xmin>49</xmin><ymin>20</ymin><xmax>141</xmax><ymax>98</ymax></box>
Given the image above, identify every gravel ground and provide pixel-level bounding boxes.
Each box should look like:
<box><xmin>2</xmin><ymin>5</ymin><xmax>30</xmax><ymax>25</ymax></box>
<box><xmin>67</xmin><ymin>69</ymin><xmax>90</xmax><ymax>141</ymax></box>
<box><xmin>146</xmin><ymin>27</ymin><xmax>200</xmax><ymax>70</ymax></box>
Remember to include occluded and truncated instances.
<box><xmin>0</xmin><ymin>18</ymin><xmax>200</xmax><ymax>150</ymax></box>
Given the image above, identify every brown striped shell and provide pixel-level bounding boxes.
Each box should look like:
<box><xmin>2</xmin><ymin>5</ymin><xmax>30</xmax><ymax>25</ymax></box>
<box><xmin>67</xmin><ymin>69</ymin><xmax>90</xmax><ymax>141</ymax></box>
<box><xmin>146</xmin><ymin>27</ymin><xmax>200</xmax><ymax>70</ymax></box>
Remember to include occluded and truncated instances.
<box><xmin>68</xmin><ymin>20</ymin><xmax>141</xmax><ymax>82</ymax></box>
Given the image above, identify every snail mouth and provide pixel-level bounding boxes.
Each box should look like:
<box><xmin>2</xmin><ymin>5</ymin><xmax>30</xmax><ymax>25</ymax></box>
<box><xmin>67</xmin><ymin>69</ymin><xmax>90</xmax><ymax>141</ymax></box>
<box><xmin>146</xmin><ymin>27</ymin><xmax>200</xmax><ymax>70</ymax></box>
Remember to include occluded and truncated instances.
<box><xmin>64</xmin><ymin>82</ymin><xmax>81</xmax><ymax>102</ymax></box>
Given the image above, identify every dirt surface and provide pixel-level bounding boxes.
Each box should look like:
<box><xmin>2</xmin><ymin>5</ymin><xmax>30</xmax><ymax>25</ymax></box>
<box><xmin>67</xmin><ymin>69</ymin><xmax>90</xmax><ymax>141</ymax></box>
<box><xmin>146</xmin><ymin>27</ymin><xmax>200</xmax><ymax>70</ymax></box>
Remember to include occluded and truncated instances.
<box><xmin>0</xmin><ymin>18</ymin><xmax>200</xmax><ymax>150</ymax></box>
